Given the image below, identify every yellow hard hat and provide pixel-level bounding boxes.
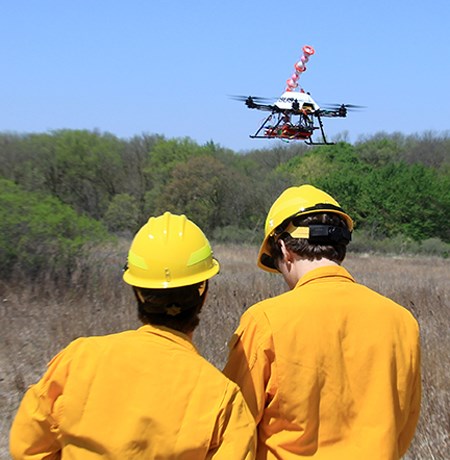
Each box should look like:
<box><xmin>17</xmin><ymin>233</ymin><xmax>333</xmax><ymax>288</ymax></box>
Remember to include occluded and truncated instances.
<box><xmin>123</xmin><ymin>212</ymin><xmax>220</xmax><ymax>289</ymax></box>
<box><xmin>257</xmin><ymin>185</ymin><xmax>354</xmax><ymax>273</ymax></box>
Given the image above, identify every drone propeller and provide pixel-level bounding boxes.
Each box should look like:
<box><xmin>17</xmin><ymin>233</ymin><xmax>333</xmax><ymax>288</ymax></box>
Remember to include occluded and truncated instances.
<box><xmin>321</xmin><ymin>103</ymin><xmax>366</xmax><ymax>111</ymax></box>
<box><xmin>229</xmin><ymin>95</ymin><xmax>274</xmax><ymax>103</ymax></box>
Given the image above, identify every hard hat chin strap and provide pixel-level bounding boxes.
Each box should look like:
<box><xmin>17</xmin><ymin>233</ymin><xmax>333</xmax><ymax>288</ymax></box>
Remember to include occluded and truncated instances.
<box><xmin>286</xmin><ymin>223</ymin><xmax>352</xmax><ymax>245</ymax></box>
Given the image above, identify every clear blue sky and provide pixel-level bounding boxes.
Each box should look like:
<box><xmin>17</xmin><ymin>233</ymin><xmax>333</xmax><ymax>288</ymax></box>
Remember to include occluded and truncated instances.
<box><xmin>1</xmin><ymin>0</ymin><xmax>449</xmax><ymax>152</ymax></box>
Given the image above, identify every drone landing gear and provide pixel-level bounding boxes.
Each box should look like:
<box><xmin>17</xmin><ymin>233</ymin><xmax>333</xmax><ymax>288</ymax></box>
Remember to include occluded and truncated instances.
<box><xmin>304</xmin><ymin>114</ymin><xmax>335</xmax><ymax>145</ymax></box>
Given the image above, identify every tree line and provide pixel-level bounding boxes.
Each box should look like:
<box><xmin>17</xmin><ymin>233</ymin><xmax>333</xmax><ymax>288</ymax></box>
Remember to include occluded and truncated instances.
<box><xmin>1</xmin><ymin>129</ymin><xmax>449</xmax><ymax>279</ymax></box>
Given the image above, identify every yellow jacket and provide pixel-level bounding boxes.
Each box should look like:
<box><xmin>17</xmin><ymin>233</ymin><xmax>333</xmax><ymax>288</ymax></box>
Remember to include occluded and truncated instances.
<box><xmin>10</xmin><ymin>324</ymin><xmax>256</xmax><ymax>459</ymax></box>
<box><xmin>223</xmin><ymin>265</ymin><xmax>421</xmax><ymax>460</ymax></box>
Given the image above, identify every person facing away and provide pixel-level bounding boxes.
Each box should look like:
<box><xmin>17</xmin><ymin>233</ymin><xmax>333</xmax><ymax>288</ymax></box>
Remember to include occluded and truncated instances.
<box><xmin>10</xmin><ymin>212</ymin><xmax>256</xmax><ymax>460</ymax></box>
<box><xmin>223</xmin><ymin>185</ymin><xmax>421</xmax><ymax>460</ymax></box>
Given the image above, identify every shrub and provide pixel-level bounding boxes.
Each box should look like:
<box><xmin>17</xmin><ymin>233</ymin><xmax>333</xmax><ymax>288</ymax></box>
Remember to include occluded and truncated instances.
<box><xmin>349</xmin><ymin>231</ymin><xmax>450</xmax><ymax>257</ymax></box>
<box><xmin>0</xmin><ymin>179</ymin><xmax>111</xmax><ymax>281</ymax></box>
<box><xmin>418</xmin><ymin>238</ymin><xmax>450</xmax><ymax>258</ymax></box>
<box><xmin>103</xmin><ymin>193</ymin><xmax>140</xmax><ymax>234</ymax></box>
<box><xmin>212</xmin><ymin>225</ymin><xmax>260</xmax><ymax>244</ymax></box>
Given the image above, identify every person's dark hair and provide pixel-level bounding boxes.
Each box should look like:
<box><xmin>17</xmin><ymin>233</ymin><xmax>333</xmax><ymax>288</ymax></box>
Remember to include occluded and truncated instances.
<box><xmin>133</xmin><ymin>281</ymin><xmax>208</xmax><ymax>334</ymax></box>
<box><xmin>268</xmin><ymin>212</ymin><xmax>349</xmax><ymax>266</ymax></box>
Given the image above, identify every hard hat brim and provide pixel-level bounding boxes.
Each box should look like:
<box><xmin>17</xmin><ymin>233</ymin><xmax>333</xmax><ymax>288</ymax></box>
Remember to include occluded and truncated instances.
<box><xmin>123</xmin><ymin>258</ymin><xmax>220</xmax><ymax>289</ymax></box>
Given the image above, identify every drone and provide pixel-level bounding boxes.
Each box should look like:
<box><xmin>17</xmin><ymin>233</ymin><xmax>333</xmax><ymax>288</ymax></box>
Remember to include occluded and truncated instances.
<box><xmin>232</xmin><ymin>45</ymin><xmax>362</xmax><ymax>145</ymax></box>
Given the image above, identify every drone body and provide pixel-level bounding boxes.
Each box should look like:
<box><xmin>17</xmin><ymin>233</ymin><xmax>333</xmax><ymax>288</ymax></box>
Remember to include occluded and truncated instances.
<box><xmin>234</xmin><ymin>45</ymin><xmax>359</xmax><ymax>145</ymax></box>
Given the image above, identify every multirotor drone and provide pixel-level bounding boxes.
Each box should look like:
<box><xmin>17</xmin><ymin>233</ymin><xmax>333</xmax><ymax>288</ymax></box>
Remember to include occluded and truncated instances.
<box><xmin>232</xmin><ymin>45</ymin><xmax>362</xmax><ymax>145</ymax></box>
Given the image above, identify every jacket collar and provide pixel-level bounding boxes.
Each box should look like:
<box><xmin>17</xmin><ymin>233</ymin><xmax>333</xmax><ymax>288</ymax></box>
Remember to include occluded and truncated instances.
<box><xmin>137</xmin><ymin>324</ymin><xmax>199</xmax><ymax>354</ymax></box>
<box><xmin>295</xmin><ymin>265</ymin><xmax>355</xmax><ymax>289</ymax></box>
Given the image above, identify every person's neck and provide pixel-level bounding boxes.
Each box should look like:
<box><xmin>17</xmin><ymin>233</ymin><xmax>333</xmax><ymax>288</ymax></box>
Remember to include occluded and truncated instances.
<box><xmin>299</xmin><ymin>258</ymin><xmax>339</xmax><ymax>277</ymax></box>
<box><xmin>288</xmin><ymin>258</ymin><xmax>339</xmax><ymax>289</ymax></box>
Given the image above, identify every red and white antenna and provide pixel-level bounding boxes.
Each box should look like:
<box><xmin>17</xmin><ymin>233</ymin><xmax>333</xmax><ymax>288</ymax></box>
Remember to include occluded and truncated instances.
<box><xmin>285</xmin><ymin>45</ymin><xmax>315</xmax><ymax>92</ymax></box>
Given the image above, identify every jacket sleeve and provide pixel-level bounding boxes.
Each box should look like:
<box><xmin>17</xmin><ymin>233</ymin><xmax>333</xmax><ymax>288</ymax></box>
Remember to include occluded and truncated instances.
<box><xmin>208</xmin><ymin>382</ymin><xmax>256</xmax><ymax>460</ymax></box>
<box><xmin>9</xmin><ymin>345</ymin><xmax>74</xmax><ymax>460</ymax></box>
<box><xmin>222</xmin><ymin>310</ymin><xmax>274</xmax><ymax>424</ymax></box>
<box><xmin>398</xmin><ymin>331</ymin><xmax>422</xmax><ymax>457</ymax></box>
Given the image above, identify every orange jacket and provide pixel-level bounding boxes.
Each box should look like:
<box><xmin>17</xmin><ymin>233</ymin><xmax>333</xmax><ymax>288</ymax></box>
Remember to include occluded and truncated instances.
<box><xmin>223</xmin><ymin>265</ymin><xmax>421</xmax><ymax>460</ymax></box>
<box><xmin>10</xmin><ymin>325</ymin><xmax>256</xmax><ymax>459</ymax></box>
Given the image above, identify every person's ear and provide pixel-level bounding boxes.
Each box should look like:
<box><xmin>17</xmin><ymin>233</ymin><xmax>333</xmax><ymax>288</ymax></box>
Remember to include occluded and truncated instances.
<box><xmin>278</xmin><ymin>239</ymin><xmax>294</xmax><ymax>267</ymax></box>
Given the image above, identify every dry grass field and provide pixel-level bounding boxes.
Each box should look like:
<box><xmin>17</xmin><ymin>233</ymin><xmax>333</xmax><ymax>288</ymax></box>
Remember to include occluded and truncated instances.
<box><xmin>1</xmin><ymin>243</ymin><xmax>449</xmax><ymax>459</ymax></box>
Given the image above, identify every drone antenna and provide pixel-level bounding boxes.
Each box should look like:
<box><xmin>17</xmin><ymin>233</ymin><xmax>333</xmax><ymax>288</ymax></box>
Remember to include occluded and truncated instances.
<box><xmin>285</xmin><ymin>45</ymin><xmax>315</xmax><ymax>92</ymax></box>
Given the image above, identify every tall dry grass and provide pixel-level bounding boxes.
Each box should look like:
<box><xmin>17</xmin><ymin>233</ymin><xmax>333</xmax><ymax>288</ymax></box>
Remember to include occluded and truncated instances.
<box><xmin>0</xmin><ymin>243</ymin><xmax>448</xmax><ymax>459</ymax></box>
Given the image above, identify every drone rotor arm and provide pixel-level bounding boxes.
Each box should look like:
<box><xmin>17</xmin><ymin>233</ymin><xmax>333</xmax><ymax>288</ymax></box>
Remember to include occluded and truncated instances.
<box><xmin>248</xmin><ymin>102</ymin><xmax>277</xmax><ymax>112</ymax></box>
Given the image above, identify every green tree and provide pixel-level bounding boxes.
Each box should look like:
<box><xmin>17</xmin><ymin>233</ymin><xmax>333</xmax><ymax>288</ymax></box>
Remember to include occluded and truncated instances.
<box><xmin>355</xmin><ymin>132</ymin><xmax>406</xmax><ymax>166</ymax></box>
<box><xmin>155</xmin><ymin>156</ymin><xmax>230</xmax><ymax>232</ymax></box>
<box><xmin>0</xmin><ymin>179</ymin><xmax>110</xmax><ymax>280</ymax></box>
<box><xmin>0</xmin><ymin>130</ymin><xmax>126</xmax><ymax>220</ymax></box>
<box><xmin>2</xmin><ymin>129</ymin><xmax>450</xmax><ymax>248</ymax></box>
<box><xmin>154</xmin><ymin>155</ymin><xmax>265</xmax><ymax>234</ymax></box>
<box><xmin>104</xmin><ymin>193</ymin><xmax>140</xmax><ymax>234</ymax></box>
<box><xmin>44</xmin><ymin>130</ymin><xmax>126</xmax><ymax>219</ymax></box>
<box><xmin>280</xmin><ymin>143</ymin><xmax>369</xmax><ymax>225</ymax></box>
<box><xmin>120</xmin><ymin>134</ymin><xmax>164</xmax><ymax>218</ymax></box>
<box><xmin>360</xmin><ymin>162</ymin><xmax>450</xmax><ymax>241</ymax></box>
<box><xmin>143</xmin><ymin>137</ymin><xmax>209</xmax><ymax>213</ymax></box>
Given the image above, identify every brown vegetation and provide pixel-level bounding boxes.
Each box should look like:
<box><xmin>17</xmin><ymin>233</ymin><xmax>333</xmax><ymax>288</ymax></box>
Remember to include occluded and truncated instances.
<box><xmin>1</xmin><ymin>243</ymin><xmax>448</xmax><ymax>459</ymax></box>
